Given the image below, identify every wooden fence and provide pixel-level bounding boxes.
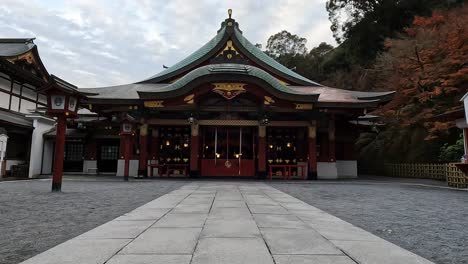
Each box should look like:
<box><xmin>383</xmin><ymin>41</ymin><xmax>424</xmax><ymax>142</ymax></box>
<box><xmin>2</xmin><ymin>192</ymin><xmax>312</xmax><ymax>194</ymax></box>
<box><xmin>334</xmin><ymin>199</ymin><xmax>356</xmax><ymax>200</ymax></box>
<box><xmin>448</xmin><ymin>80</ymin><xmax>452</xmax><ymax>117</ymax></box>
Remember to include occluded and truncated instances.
<box><xmin>384</xmin><ymin>163</ymin><xmax>467</xmax><ymax>188</ymax></box>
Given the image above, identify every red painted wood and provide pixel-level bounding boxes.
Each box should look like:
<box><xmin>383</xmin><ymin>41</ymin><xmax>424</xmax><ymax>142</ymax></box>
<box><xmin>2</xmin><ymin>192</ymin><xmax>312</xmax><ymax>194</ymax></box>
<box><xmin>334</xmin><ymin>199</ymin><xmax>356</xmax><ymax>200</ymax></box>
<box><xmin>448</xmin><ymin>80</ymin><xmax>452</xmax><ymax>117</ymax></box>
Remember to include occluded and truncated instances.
<box><xmin>465</xmin><ymin>128</ymin><xmax>468</xmax><ymax>163</ymax></box>
<box><xmin>166</xmin><ymin>164</ymin><xmax>189</xmax><ymax>177</ymax></box>
<box><xmin>52</xmin><ymin>115</ymin><xmax>66</xmax><ymax>191</ymax></box>
<box><xmin>150</xmin><ymin>133</ymin><xmax>160</xmax><ymax>160</ymax></box>
<box><xmin>268</xmin><ymin>164</ymin><xmax>307</xmax><ymax>180</ymax></box>
<box><xmin>201</xmin><ymin>159</ymin><xmax>255</xmax><ymax>176</ymax></box>
<box><xmin>139</xmin><ymin>134</ymin><xmax>148</xmax><ymax>173</ymax></box>
<box><xmin>121</xmin><ymin>135</ymin><xmax>132</xmax><ymax>178</ymax></box>
<box><xmin>190</xmin><ymin>135</ymin><xmax>199</xmax><ymax>171</ymax></box>
<box><xmin>258</xmin><ymin>136</ymin><xmax>266</xmax><ymax>172</ymax></box>
<box><xmin>308</xmin><ymin>136</ymin><xmax>317</xmax><ymax>174</ymax></box>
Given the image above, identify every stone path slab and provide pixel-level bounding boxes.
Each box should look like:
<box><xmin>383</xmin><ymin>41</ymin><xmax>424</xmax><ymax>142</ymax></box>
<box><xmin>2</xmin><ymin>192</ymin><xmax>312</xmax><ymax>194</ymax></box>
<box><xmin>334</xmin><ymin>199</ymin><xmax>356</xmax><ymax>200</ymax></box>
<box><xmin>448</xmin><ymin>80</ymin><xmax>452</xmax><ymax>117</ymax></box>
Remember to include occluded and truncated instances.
<box><xmin>19</xmin><ymin>182</ymin><xmax>434</xmax><ymax>264</ymax></box>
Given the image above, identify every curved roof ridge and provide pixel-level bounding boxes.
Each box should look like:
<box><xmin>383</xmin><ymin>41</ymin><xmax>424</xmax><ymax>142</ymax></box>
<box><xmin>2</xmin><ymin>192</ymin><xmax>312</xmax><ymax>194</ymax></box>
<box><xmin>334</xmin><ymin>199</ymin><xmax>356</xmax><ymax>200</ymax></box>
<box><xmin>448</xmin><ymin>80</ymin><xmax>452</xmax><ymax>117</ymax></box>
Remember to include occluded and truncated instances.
<box><xmin>138</xmin><ymin>15</ymin><xmax>324</xmax><ymax>87</ymax></box>
<box><xmin>232</xmin><ymin>28</ymin><xmax>321</xmax><ymax>86</ymax></box>
<box><xmin>143</xmin><ymin>63</ymin><xmax>314</xmax><ymax>95</ymax></box>
<box><xmin>137</xmin><ymin>63</ymin><xmax>319</xmax><ymax>102</ymax></box>
<box><xmin>139</xmin><ymin>27</ymin><xmax>227</xmax><ymax>83</ymax></box>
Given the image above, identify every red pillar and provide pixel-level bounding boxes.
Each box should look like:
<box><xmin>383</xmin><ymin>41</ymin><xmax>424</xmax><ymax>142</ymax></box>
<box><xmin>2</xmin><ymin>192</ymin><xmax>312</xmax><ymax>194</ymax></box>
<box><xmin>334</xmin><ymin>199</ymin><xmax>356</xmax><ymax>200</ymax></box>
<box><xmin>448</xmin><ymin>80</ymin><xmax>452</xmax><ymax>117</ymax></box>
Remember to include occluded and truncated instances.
<box><xmin>308</xmin><ymin>122</ymin><xmax>317</xmax><ymax>179</ymax></box>
<box><xmin>258</xmin><ymin>126</ymin><xmax>266</xmax><ymax>178</ymax></box>
<box><xmin>464</xmin><ymin>128</ymin><xmax>468</xmax><ymax>163</ymax></box>
<box><xmin>190</xmin><ymin>124</ymin><xmax>199</xmax><ymax>177</ymax></box>
<box><xmin>329</xmin><ymin>118</ymin><xmax>336</xmax><ymax>162</ymax></box>
<box><xmin>139</xmin><ymin>124</ymin><xmax>148</xmax><ymax>176</ymax></box>
<box><xmin>121</xmin><ymin>134</ymin><xmax>132</xmax><ymax>181</ymax></box>
<box><xmin>52</xmin><ymin>115</ymin><xmax>66</xmax><ymax>191</ymax></box>
<box><xmin>150</xmin><ymin>129</ymin><xmax>160</xmax><ymax>161</ymax></box>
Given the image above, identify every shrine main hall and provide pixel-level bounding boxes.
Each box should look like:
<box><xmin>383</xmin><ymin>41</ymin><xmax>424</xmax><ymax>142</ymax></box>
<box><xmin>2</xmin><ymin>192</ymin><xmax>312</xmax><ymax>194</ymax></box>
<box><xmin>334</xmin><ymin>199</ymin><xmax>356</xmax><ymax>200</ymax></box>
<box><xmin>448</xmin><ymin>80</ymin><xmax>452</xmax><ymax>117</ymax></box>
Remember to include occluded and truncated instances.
<box><xmin>61</xmin><ymin>11</ymin><xmax>393</xmax><ymax>180</ymax></box>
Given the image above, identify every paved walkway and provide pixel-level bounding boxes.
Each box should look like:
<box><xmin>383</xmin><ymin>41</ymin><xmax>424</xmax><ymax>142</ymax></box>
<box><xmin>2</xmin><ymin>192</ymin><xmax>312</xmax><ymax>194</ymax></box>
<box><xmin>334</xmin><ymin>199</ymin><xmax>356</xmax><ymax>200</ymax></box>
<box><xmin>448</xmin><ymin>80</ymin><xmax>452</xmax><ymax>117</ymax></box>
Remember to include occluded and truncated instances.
<box><xmin>20</xmin><ymin>182</ymin><xmax>433</xmax><ymax>264</ymax></box>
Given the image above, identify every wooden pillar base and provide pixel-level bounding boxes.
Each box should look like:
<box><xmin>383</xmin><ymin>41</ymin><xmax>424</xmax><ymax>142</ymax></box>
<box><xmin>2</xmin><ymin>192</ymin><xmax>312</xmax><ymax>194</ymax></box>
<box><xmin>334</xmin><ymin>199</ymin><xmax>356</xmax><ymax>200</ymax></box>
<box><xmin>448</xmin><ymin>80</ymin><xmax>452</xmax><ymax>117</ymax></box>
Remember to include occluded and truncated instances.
<box><xmin>139</xmin><ymin>124</ymin><xmax>149</xmax><ymax>177</ymax></box>
<box><xmin>258</xmin><ymin>125</ymin><xmax>266</xmax><ymax>177</ymax></box>
<box><xmin>190</xmin><ymin>124</ymin><xmax>200</xmax><ymax>173</ymax></box>
<box><xmin>308</xmin><ymin>123</ymin><xmax>317</xmax><ymax>180</ymax></box>
<box><xmin>52</xmin><ymin>115</ymin><xmax>67</xmax><ymax>192</ymax></box>
<box><xmin>190</xmin><ymin>170</ymin><xmax>200</xmax><ymax>178</ymax></box>
<box><xmin>51</xmin><ymin>182</ymin><xmax>62</xmax><ymax>192</ymax></box>
<box><xmin>257</xmin><ymin>171</ymin><xmax>267</xmax><ymax>179</ymax></box>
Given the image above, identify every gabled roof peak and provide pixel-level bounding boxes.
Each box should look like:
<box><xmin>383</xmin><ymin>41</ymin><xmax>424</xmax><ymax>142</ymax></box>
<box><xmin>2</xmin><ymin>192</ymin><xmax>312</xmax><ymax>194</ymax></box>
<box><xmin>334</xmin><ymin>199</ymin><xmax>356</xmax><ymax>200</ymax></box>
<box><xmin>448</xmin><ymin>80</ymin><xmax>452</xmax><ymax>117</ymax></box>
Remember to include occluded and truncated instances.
<box><xmin>218</xmin><ymin>9</ymin><xmax>242</xmax><ymax>34</ymax></box>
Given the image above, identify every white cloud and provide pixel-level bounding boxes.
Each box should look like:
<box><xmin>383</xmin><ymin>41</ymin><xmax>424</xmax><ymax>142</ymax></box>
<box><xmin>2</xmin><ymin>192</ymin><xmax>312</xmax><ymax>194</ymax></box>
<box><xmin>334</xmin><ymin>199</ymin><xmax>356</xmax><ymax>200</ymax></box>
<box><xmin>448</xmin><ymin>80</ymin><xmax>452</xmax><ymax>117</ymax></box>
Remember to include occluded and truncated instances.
<box><xmin>0</xmin><ymin>0</ymin><xmax>336</xmax><ymax>87</ymax></box>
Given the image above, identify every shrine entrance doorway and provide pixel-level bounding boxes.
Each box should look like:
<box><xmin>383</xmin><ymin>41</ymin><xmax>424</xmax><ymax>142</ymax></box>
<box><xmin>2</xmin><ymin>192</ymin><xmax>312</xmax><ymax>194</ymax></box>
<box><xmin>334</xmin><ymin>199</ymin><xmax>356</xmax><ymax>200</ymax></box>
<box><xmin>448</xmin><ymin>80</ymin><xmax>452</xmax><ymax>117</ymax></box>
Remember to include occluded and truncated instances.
<box><xmin>200</xmin><ymin>126</ymin><xmax>256</xmax><ymax>176</ymax></box>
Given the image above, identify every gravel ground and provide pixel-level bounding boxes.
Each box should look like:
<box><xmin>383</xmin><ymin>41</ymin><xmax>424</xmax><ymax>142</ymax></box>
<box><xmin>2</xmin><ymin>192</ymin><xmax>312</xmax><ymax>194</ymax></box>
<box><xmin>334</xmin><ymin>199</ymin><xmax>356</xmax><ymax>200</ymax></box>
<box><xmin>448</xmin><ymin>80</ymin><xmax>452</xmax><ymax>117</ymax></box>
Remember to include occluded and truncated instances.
<box><xmin>270</xmin><ymin>180</ymin><xmax>468</xmax><ymax>264</ymax></box>
<box><xmin>0</xmin><ymin>177</ymin><xmax>186</xmax><ymax>264</ymax></box>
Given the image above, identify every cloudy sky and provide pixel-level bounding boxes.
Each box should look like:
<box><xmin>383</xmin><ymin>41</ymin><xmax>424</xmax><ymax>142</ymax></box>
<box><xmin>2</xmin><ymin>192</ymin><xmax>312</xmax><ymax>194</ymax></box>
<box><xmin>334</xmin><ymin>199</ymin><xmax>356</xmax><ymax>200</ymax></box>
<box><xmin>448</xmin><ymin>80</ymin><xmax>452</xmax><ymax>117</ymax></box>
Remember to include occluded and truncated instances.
<box><xmin>0</xmin><ymin>0</ymin><xmax>335</xmax><ymax>88</ymax></box>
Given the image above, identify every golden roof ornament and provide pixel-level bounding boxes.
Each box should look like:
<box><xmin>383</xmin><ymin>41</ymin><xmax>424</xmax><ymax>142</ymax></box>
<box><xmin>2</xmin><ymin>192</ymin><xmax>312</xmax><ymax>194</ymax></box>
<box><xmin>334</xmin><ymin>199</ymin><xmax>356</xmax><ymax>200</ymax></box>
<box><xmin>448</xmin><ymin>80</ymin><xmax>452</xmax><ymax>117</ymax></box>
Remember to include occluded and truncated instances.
<box><xmin>228</xmin><ymin>9</ymin><xmax>232</xmax><ymax>19</ymax></box>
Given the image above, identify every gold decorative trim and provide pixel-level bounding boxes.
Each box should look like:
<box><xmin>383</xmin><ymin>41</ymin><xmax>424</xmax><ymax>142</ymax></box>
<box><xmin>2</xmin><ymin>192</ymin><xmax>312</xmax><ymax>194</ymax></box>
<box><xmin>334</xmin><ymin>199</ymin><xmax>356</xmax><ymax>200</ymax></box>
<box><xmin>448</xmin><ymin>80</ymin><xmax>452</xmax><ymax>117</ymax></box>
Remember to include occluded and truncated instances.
<box><xmin>212</xmin><ymin>83</ymin><xmax>246</xmax><ymax>100</ymax></box>
<box><xmin>219</xmin><ymin>40</ymin><xmax>239</xmax><ymax>56</ymax></box>
<box><xmin>199</xmin><ymin>120</ymin><xmax>258</xmax><ymax>126</ymax></box>
<box><xmin>308</xmin><ymin>126</ymin><xmax>316</xmax><ymax>139</ymax></box>
<box><xmin>144</xmin><ymin>100</ymin><xmax>164</xmax><ymax>108</ymax></box>
<box><xmin>264</xmin><ymin>96</ymin><xmax>275</xmax><ymax>105</ymax></box>
<box><xmin>8</xmin><ymin>51</ymin><xmax>33</xmax><ymax>64</ymax></box>
<box><xmin>276</xmin><ymin>78</ymin><xmax>289</xmax><ymax>86</ymax></box>
<box><xmin>258</xmin><ymin>126</ymin><xmax>266</xmax><ymax>137</ymax></box>
<box><xmin>184</xmin><ymin>94</ymin><xmax>195</xmax><ymax>104</ymax></box>
<box><xmin>294</xmin><ymin>103</ymin><xmax>313</xmax><ymax>110</ymax></box>
<box><xmin>191</xmin><ymin>124</ymin><xmax>199</xmax><ymax>136</ymax></box>
<box><xmin>140</xmin><ymin>124</ymin><xmax>148</xmax><ymax>136</ymax></box>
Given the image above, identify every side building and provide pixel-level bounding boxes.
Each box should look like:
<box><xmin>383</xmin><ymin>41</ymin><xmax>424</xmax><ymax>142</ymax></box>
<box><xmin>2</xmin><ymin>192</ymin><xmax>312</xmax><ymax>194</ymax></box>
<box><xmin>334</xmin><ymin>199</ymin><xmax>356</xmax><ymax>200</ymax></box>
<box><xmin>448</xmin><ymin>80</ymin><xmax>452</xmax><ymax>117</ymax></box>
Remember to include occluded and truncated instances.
<box><xmin>0</xmin><ymin>38</ymin><xmax>59</xmax><ymax>178</ymax></box>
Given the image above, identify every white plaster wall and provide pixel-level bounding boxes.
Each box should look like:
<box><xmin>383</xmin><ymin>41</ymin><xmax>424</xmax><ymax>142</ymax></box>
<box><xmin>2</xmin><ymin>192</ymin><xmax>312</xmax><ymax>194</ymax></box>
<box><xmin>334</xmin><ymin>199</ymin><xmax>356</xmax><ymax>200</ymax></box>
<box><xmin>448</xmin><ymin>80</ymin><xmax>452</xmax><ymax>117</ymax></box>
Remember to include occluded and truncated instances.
<box><xmin>116</xmin><ymin>159</ymin><xmax>139</xmax><ymax>177</ymax></box>
<box><xmin>6</xmin><ymin>160</ymin><xmax>23</xmax><ymax>171</ymax></box>
<box><xmin>317</xmin><ymin>162</ymin><xmax>338</xmax><ymax>179</ymax></box>
<box><xmin>336</xmin><ymin>160</ymin><xmax>358</xmax><ymax>178</ymax></box>
<box><xmin>148</xmin><ymin>159</ymin><xmax>160</xmax><ymax>176</ymax></box>
<box><xmin>0</xmin><ymin>90</ymin><xmax>10</xmax><ymax>109</ymax></box>
<box><xmin>83</xmin><ymin>160</ymin><xmax>98</xmax><ymax>174</ymax></box>
<box><xmin>116</xmin><ymin>160</ymin><xmax>124</xmax><ymax>176</ymax></box>
<box><xmin>41</xmin><ymin>140</ymin><xmax>53</xmax><ymax>174</ymax></box>
<box><xmin>28</xmin><ymin>117</ymin><xmax>55</xmax><ymax>177</ymax></box>
<box><xmin>0</xmin><ymin>76</ymin><xmax>11</xmax><ymax>109</ymax></box>
<box><xmin>129</xmin><ymin>160</ymin><xmax>139</xmax><ymax>177</ymax></box>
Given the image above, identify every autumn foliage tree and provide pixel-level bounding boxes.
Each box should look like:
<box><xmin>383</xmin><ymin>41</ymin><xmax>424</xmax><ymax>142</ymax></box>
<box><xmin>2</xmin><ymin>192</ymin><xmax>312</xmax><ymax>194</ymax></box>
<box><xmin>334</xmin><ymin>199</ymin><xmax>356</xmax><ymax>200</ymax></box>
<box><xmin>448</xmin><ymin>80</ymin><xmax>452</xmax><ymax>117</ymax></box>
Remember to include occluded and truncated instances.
<box><xmin>372</xmin><ymin>6</ymin><xmax>468</xmax><ymax>139</ymax></box>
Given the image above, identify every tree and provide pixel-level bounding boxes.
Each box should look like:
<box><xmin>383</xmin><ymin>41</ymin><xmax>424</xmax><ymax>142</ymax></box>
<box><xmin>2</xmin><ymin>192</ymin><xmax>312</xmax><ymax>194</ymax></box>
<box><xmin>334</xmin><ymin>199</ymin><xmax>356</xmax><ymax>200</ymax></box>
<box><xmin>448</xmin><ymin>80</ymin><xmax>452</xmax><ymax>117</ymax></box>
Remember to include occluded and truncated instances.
<box><xmin>325</xmin><ymin>0</ymin><xmax>463</xmax><ymax>64</ymax></box>
<box><xmin>356</xmin><ymin>6</ymin><xmax>468</xmax><ymax>170</ymax></box>
<box><xmin>309</xmin><ymin>42</ymin><xmax>334</xmax><ymax>60</ymax></box>
<box><xmin>372</xmin><ymin>6</ymin><xmax>468</xmax><ymax>138</ymax></box>
<box><xmin>265</xmin><ymin>30</ymin><xmax>307</xmax><ymax>58</ymax></box>
<box><xmin>439</xmin><ymin>134</ymin><xmax>465</xmax><ymax>162</ymax></box>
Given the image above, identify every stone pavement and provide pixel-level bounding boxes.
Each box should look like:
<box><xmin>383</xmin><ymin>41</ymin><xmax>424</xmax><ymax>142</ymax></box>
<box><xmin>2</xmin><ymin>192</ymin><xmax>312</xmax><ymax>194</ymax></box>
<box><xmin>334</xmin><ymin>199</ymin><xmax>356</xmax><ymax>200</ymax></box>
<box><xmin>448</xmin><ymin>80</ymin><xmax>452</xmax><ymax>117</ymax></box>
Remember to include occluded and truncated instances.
<box><xmin>20</xmin><ymin>182</ymin><xmax>434</xmax><ymax>264</ymax></box>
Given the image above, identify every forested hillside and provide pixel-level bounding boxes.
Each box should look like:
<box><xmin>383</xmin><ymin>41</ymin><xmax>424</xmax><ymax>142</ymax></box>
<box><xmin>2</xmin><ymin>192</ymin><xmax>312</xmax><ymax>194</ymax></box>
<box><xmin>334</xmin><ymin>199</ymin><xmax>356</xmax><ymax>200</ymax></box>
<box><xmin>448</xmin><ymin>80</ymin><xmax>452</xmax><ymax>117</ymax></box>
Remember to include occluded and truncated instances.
<box><xmin>264</xmin><ymin>0</ymin><xmax>467</xmax><ymax>173</ymax></box>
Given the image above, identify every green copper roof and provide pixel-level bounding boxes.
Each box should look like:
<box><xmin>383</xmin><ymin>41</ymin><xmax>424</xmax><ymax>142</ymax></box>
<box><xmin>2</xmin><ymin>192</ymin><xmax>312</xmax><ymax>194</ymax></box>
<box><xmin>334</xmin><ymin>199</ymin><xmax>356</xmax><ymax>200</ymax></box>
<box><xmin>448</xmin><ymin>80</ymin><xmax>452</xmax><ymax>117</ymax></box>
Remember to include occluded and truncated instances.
<box><xmin>138</xmin><ymin>63</ymin><xmax>319</xmax><ymax>102</ymax></box>
<box><xmin>140</xmin><ymin>17</ymin><xmax>321</xmax><ymax>86</ymax></box>
<box><xmin>141</xmin><ymin>28</ymin><xmax>227</xmax><ymax>82</ymax></box>
<box><xmin>233</xmin><ymin>28</ymin><xmax>320</xmax><ymax>86</ymax></box>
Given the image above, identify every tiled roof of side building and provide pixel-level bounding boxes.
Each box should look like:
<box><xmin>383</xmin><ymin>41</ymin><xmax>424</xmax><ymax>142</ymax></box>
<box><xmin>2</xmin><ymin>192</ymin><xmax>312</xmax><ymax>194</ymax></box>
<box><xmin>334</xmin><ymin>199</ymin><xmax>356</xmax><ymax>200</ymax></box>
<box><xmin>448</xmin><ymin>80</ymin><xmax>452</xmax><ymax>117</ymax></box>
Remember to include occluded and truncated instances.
<box><xmin>0</xmin><ymin>38</ymin><xmax>36</xmax><ymax>57</ymax></box>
